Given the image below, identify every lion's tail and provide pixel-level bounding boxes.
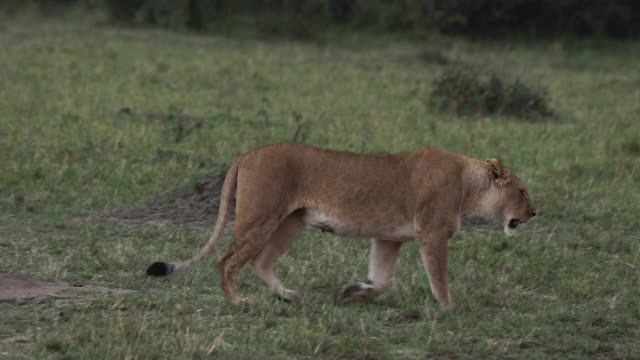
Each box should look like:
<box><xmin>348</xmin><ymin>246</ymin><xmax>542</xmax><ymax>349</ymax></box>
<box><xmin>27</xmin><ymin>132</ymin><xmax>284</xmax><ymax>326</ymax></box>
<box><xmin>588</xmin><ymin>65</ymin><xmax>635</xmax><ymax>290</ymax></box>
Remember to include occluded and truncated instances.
<box><xmin>146</xmin><ymin>160</ymin><xmax>239</xmax><ymax>277</ymax></box>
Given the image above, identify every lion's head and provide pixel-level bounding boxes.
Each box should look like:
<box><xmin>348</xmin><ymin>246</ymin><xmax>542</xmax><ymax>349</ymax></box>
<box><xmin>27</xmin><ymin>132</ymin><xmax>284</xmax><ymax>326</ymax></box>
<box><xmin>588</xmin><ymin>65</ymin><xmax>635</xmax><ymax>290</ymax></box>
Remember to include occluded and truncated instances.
<box><xmin>482</xmin><ymin>159</ymin><xmax>536</xmax><ymax>236</ymax></box>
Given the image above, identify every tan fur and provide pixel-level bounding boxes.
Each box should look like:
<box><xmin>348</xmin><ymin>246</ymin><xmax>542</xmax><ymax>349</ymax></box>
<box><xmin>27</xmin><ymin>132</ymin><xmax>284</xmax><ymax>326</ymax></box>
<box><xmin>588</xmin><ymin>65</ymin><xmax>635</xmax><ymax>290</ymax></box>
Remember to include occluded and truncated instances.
<box><xmin>151</xmin><ymin>143</ymin><xmax>536</xmax><ymax>309</ymax></box>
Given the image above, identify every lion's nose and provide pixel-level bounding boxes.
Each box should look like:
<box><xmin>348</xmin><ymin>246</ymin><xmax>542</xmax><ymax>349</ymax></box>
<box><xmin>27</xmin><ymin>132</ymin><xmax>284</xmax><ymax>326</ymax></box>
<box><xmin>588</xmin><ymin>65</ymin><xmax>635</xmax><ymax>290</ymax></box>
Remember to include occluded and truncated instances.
<box><xmin>531</xmin><ymin>210</ymin><xmax>536</xmax><ymax>217</ymax></box>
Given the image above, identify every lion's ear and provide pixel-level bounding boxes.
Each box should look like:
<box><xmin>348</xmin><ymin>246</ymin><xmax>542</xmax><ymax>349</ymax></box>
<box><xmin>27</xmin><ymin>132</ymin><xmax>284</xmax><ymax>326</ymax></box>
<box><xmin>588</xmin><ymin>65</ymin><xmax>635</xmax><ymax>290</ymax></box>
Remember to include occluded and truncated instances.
<box><xmin>486</xmin><ymin>159</ymin><xmax>511</xmax><ymax>185</ymax></box>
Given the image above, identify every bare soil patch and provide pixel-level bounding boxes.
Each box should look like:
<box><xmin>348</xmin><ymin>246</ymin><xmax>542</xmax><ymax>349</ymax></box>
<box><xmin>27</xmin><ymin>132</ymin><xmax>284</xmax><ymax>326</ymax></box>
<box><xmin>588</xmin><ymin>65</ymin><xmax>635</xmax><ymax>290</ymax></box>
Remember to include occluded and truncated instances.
<box><xmin>0</xmin><ymin>273</ymin><xmax>134</xmax><ymax>301</ymax></box>
<box><xmin>92</xmin><ymin>172</ymin><xmax>230</xmax><ymax>227</ymax></box>
<box><xmin>88</xmin><ymin>171</ymin><xmax>495</xmax><ymax>231</ymax></box>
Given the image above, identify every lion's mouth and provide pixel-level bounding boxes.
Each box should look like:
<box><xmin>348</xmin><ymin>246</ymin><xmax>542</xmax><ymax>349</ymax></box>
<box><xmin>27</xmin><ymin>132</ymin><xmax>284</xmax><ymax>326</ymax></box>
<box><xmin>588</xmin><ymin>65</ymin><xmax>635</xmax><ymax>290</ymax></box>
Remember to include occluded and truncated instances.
<box><xmin>508</xmin><ymin>219</ymin><xmax>520</xmax><ymax>229</ymax></box>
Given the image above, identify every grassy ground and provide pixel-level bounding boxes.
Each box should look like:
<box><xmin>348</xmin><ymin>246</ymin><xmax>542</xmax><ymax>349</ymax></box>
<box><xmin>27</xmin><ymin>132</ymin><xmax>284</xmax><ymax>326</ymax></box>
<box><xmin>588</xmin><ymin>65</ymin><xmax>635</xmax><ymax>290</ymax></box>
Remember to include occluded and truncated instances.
<box><xmin>1</xmin><ymin>15</ymin><xmax>639</xmax><ymax>359</ymax></box>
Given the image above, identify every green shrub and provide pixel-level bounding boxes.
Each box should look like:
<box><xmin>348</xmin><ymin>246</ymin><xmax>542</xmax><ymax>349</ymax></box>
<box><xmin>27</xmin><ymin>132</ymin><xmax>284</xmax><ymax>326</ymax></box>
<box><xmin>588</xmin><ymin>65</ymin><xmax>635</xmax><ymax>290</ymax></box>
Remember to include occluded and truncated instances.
<box><xmin>428</xmin><ymin>65</ymin><xmax>553</xmax><ymax>119</ymax></box>
<box><xmin>5</xmin><ymin>1</ymin><xmax>640</xmax><ymax>38</ymax></box>
<box><xmin>103</xmin><ymin>0</ymin><xmax>146</xmax><ymax>24</ymax></box>
<box><xmin>97</xmin><ymin>0</ymin><xmax>640</xmax><ymax>38</ymax></box>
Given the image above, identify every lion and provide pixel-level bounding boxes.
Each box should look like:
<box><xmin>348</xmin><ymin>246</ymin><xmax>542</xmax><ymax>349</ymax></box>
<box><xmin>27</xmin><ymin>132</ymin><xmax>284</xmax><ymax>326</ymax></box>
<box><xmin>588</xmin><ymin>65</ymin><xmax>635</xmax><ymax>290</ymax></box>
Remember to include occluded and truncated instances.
<box><xmin>146</xmin><ymin>143</ymin><xmax>535</xmax><ymax>309</ymax></box>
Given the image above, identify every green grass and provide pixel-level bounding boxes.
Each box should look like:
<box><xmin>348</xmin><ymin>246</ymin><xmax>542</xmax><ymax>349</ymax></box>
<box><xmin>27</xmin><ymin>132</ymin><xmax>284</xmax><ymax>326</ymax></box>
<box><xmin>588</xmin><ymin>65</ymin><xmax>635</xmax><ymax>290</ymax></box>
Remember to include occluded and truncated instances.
<box><xmin>1</xmin><ymin>15</ymin><xmax>640</xmax><ymax>359</ymax></box>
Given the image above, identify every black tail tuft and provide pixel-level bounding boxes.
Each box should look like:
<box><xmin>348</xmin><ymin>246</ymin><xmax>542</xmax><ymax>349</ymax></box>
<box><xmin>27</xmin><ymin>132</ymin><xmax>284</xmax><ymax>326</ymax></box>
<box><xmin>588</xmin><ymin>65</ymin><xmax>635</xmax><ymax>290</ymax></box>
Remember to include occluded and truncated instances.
<box><xmin>146</xmin><ymin>262</ymin><xmax>171</xmax><ymax>277</ymax></box>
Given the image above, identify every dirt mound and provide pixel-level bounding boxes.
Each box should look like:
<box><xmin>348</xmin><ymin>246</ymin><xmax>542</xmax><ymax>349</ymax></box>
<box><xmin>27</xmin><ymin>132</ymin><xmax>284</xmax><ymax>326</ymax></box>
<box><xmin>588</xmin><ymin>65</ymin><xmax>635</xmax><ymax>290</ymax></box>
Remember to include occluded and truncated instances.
<box><xmin>0</xmin><ymin>273</ymin><xmax>134</xmax><ymax>301</ymax></box>
<box><xmin>91</xmin><ymin>171</ymin><xmax>493</xmax><ymax>230</ymax></box>
<box><xmin>95</xmin><ymin>172</ymin><xmax>229</xmax><ymax>227</ymax></box>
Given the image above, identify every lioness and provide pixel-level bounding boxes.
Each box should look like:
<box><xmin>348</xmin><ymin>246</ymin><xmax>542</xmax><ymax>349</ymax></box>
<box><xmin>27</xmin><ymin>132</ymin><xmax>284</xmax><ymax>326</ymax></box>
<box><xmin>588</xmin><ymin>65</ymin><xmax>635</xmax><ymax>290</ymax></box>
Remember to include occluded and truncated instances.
<box><xmin>147</xmin><ymin>143</ymin><xmax>535</xmax><ymax>309</ymax></box>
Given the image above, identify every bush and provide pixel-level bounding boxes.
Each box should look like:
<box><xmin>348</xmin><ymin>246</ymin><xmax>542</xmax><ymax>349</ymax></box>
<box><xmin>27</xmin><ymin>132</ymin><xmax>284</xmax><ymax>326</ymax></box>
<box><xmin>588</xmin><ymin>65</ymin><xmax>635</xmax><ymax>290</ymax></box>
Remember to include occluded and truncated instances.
<box><xmin>103</xmin><ymin>0</ymin><xmax>146</xmax><ymax>24</ymax></box>
<box><xmin>437</xmin><ymin>0</ymin><xmax>640</xmax><ymax>38</ymax></box>
<box><xmin>102</xmin><ymin>0</ymin><xmax>327</xmax><ymax>38</ymax></box>
<box><xmin>428</xmin><ymin>66</ymin><xmax>553</xmax><ymax>119</ymax></box>
<box><xmin>33</xmin><ymin>0</ymin><xmax>640</xmax><ymax>38</ymax></box>
<box><xmin>104</xmin><ymin>0</ymin><xmax>193</xmax><ymax>28</ymax></box>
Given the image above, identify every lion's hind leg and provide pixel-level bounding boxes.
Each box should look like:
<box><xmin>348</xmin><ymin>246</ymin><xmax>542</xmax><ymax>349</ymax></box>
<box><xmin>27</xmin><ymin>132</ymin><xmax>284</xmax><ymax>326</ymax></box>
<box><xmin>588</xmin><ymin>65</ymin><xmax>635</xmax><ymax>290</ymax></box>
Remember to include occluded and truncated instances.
<box><xmin>252</xmin><ymin>211</ymin><xmax>305</xmax><ymax>303</ymax></box>
<box><xmin>217</xmin><ymin>215</ymin><xmax>282</xmax><ymax>304</ymax></box>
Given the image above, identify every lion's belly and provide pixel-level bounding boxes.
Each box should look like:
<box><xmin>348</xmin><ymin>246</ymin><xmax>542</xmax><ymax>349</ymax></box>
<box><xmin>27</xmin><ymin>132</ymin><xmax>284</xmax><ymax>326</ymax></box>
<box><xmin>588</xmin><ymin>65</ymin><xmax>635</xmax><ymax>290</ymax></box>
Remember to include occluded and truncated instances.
<box><xmin>302</xmin><ymin>208</ymin><xmax>414</xmax><ymax>241</ymax></box>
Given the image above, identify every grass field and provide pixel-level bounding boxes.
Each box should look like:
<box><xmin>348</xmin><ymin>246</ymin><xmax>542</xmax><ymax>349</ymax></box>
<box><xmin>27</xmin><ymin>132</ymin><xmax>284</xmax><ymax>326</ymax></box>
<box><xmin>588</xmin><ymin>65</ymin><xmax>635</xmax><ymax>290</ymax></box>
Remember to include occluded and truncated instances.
<box><xmin>1</xmin><ymin>14</ymin><xmax>639</xmax><ymax>359</ymax></box>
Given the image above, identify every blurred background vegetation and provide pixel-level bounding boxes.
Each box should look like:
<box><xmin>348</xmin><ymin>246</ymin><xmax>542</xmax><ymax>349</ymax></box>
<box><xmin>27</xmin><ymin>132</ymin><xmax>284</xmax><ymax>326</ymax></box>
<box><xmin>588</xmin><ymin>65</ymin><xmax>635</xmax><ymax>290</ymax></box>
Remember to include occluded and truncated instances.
<box><xmin>4</xmin><ymin>0</ymin><xmax>640</xmax><ymax>39</ymax></box>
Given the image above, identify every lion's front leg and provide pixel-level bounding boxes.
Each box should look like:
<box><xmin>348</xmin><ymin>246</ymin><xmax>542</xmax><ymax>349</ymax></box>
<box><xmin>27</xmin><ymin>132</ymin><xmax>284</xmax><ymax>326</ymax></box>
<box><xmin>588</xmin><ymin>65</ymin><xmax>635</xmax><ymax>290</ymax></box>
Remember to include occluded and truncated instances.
<box><xmin>339</xmin><ymin>239</ymin><xmax>402</xmax><ymax>304</ymax></box>
<box><xmin>417</xmin><ymin>227</ymin><xmax>456</xmax><ymax>310</ymax></box>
